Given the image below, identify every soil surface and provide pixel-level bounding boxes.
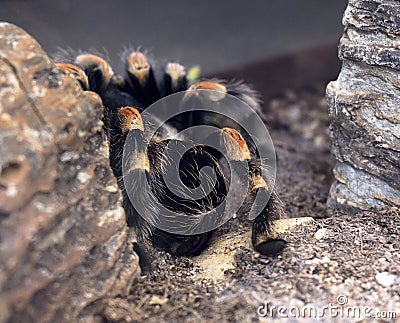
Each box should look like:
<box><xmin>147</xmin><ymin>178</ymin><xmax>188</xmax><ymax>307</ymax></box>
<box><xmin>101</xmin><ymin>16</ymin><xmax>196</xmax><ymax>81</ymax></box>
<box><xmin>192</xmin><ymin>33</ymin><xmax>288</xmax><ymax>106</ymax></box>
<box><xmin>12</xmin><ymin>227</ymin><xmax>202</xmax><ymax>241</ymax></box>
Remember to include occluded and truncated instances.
<box><xmin>92</xmin><ymin>85</ymin><xmax>400</xmax><ymax>322</ymax></box>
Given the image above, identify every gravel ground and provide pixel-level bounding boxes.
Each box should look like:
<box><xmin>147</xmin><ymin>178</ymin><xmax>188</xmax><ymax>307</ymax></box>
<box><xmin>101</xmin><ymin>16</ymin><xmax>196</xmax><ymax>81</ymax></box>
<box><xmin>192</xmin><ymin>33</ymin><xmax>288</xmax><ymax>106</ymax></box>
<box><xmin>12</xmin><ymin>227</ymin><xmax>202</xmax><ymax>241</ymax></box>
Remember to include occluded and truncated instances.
<box><xmin>89</xmin><ymin>86</ymin><xmax>399</xmax><ymax>323</ymax></box>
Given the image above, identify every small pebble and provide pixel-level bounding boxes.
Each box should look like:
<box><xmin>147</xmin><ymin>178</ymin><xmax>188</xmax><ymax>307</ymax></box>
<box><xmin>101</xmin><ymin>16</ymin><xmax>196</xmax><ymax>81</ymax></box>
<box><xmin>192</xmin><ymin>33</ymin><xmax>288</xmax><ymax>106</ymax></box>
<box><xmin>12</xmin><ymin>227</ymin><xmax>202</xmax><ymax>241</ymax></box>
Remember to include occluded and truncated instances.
<box><xmin>77</xmin><ymin>171</ymin><xmax>90</xmax><ymax>183</ymax></box>
<box><xmin>305</xmin><ymin>258</ymin><xmax>320</xmax><ymax>265</ymax></box>
<box><xmin>375</xmin><ymin>272</ymin><xmax>398</xmax><ymax>287</ymax></box>
<box><xmin>314</xmin><ymin>228</ymin><xmax>328</xmax><ymax>240</ymax></box>
<box><xmin>105</xmin><ymin>185</ymin><xmax>118</xmax><ymax>193</ymax></box>
<box><xmin>321</xmin><ymin>256</ymin><xmax>330</xmax><ymax>264</ymax></box>
<box><xmin>60</xmin><ymin>151</ymin><xmax>79</xmax><ymax>162</ymax></box>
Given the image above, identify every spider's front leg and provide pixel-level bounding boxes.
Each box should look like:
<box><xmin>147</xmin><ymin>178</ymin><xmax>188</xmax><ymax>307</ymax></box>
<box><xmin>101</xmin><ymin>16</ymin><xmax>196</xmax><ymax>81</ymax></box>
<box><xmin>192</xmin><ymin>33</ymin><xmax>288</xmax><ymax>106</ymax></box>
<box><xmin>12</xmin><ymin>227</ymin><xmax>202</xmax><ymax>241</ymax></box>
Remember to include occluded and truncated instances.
<box><xmin>247</xmin><ymin>170</ymin><xmax>287</xmax><ymax>255</ymax></box>
<box><xmin>116</xmin><ymin>107</ymin><xmax>157</xmax><ymax>277</ymax></box>
<box><xmin>208</xmin><ymin>127</ymin><xmax>287</xmax><ymax>256</ymax></box>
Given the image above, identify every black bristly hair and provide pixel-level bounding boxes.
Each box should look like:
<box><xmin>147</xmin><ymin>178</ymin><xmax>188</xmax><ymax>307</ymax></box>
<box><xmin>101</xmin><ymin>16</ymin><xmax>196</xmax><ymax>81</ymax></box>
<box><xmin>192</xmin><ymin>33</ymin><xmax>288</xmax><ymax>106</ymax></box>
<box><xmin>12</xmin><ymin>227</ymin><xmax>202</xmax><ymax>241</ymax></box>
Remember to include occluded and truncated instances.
<box><xmin>146</xmin><ymin>137</ymin><xmax>228</xmax><ymax>256</ymax></box>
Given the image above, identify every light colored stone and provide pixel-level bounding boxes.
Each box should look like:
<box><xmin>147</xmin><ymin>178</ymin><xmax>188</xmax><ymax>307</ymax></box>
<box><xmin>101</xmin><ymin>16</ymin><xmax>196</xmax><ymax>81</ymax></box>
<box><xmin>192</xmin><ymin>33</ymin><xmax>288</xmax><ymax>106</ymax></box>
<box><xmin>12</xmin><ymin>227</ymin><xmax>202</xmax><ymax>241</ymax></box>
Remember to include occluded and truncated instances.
<box><xmin>193</xmin><ymin>217</ymin><xmax>314</xmax><ymax>281</ymax></box>
<box><xmin>0</xmin><ymin>23</ymin><xmax>139</xmax><ymax>322</ymax></box>
<box><xmin>375</xmin><ymin>272</ymin><xmax>399</xmax><ymax>288</ymax></box>
<box><xmin>326</xmin><ymin>0</ymin><xmax>400</xmax><ymax>214</ymax></box>
<box><xmin>314</xmin><ymin>228</ymin><xmax>328</xmax><ymax>240</ymax></box>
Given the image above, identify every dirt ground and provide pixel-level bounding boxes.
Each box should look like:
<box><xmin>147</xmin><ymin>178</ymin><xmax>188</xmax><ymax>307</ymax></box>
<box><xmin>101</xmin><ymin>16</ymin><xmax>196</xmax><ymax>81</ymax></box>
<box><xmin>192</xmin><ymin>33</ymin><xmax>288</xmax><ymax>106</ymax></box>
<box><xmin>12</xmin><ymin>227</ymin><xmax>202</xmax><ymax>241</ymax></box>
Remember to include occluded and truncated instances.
<box><xmin>91</xmin><ymin>85</ymin><xmax>400</xmax><ymax>322</ymax></box>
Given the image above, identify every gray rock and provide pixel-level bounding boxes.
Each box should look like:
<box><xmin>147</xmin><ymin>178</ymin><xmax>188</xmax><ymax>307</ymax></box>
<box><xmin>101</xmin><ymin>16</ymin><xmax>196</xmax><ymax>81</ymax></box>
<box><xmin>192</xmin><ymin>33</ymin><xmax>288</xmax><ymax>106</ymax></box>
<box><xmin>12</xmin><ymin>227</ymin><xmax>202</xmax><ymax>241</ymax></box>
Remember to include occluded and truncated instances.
<box><xmin>326</xmin><ymin>0</ymin><xmax>400</xmax><ymax>214</ymax></box>
<box><xmin>0</xmin><ymin>23</ymin><xmax>139</xmax><ymax>321</ymax></box>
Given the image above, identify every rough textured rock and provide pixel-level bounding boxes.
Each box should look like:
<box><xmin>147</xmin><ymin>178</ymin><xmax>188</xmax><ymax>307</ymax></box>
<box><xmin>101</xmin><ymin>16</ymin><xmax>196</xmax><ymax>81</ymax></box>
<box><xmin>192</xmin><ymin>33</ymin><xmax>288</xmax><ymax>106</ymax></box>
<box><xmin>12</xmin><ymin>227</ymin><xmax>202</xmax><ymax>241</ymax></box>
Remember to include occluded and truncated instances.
<box><xmin>0</xmin><ymin>23</ymin><xmax>139</xmax><ymax>322</ymax></box>
<box><xmin>326</xmin><ymin>0</ymin><xmax>400</xmax><ymax>214</ymax></box>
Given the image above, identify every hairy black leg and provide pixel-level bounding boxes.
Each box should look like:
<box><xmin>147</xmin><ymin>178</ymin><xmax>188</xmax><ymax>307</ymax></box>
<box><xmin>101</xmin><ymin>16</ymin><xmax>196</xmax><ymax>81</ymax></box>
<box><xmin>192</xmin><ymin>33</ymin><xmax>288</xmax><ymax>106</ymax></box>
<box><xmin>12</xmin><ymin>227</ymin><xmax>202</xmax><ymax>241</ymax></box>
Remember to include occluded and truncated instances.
<box><xmin>132</xmin><ymin>240</ymin><xmax>155</xmax><ymax>278</ymax></box>
<box><xmin>251</xmin><ymin>190</ymin><xmax>287</xmax><ymax>256</ymax></box>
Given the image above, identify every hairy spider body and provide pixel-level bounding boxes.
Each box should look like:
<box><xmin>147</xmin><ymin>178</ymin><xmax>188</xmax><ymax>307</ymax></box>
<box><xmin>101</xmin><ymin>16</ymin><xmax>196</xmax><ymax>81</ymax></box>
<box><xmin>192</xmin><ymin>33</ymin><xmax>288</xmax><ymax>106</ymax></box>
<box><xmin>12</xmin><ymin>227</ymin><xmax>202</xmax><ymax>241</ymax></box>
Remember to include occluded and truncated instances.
<box><xmin>120</xmin><ymin>110</ymin><xmax>227</xmax><ymax>272</ymax></box>
<box><xmin>53</xmin><ymin>48</ymin><xmax>286</xmax><ymax>275</ymax></box>
<box><xmin>146</xmin><ymin>138</ymin><xmax>228</xmax><ymax>256</ymax></box>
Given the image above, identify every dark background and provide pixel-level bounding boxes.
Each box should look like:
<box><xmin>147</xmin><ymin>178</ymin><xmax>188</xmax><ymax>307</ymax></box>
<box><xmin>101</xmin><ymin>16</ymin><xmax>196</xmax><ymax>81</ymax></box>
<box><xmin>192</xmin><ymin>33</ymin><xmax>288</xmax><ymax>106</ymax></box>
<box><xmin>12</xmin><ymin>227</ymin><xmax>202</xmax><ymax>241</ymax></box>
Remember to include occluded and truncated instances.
<box><xmin>1</xmin><ymin>0</ymin><xmax>347</xmax><ymax>77</ymax></box>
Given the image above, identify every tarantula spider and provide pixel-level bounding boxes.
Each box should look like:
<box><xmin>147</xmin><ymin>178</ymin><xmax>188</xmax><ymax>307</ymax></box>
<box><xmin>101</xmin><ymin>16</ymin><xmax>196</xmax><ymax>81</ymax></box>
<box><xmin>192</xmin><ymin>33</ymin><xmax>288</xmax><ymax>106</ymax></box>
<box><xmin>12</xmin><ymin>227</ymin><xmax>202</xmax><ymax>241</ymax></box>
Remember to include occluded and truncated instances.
<box><xmin>54</xmin><ymin>48</ymin><xmax>286</xmax><ymax>275</ymax></box>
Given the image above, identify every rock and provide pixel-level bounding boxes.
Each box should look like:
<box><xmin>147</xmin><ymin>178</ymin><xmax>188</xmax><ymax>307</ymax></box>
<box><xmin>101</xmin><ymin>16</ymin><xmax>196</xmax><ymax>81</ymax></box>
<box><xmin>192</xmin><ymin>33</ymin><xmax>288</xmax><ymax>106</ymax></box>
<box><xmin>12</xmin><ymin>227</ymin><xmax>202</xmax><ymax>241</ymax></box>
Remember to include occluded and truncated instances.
<box><xmin>326</xmin><ymin>0</ymin><xmax>400</xmax><ymax>214</ymax></box>
<box><xmin>0</xmin><ymin>23</ymin><xmax>139</xmax><ymax>322</ymax></box>
<box><xmin>193</xmin><ymin>217</ymin><xmax>314</xmax><ymax>282</ymax></box>
<box><xmin>314</xmin><ymin>228</ymin><xmax>328</xmax><ymax>240</ymax></box>
<box><xmin>375</xmin><ymin>272</ymin><xmax>399</xmax><ymax>288</ymax></box>
<box><xmin>274</xmin><ymin>217</ymin><xmax>315</xmax><ymax>233</ymax></box>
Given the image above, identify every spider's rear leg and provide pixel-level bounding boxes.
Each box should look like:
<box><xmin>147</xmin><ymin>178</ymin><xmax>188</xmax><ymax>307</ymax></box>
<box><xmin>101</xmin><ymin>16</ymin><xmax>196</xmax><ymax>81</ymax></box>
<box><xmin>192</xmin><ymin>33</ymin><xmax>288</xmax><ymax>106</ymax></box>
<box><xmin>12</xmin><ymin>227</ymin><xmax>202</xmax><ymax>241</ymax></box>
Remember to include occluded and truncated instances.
<box><xmin>74</xmin><ymin>53</ymin><xmax>142</xmax><ymax>115</ymax></box>
<box><xmin>74</xmin><ymin>53</ymin><xmax>113</xmax><ymax>94</ymax></box>
<box><xmin>55</xmin><ymin>63</ymin><xmax>90</xmax><ymax>91</ymax></box>
<box><xmin>178</xmin><ymin>79</ymin><xmax>263</xmax><ymax>131</ymax></box>
<box><xmin>178</xmin><ymin>80</ymin><xmax>227</xmax><ymax>131</ymax></box>
<box><xmin>123</xmin><ymin>50</ymin><xmax>160</xmax><ymax>107</ymax></box>
<box><xmin>162</xmin><ymin>62</ymin><xmax>188</xmax><ymax>97</ymax></box>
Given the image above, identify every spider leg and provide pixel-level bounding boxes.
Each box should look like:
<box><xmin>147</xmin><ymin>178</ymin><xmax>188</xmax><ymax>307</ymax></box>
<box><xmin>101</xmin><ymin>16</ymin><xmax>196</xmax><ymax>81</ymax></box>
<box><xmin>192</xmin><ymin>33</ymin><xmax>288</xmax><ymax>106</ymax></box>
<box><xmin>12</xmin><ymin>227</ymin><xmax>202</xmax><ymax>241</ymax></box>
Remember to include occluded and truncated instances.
<box><xmin>162</xmin><ymin>62</ymin><xmax>188</xmax><ymax>96</ymax></box>
<box><xmin>122</xmin><ymin>50</ymin><xmax>160</xmax><ymax>108</ymax></box>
